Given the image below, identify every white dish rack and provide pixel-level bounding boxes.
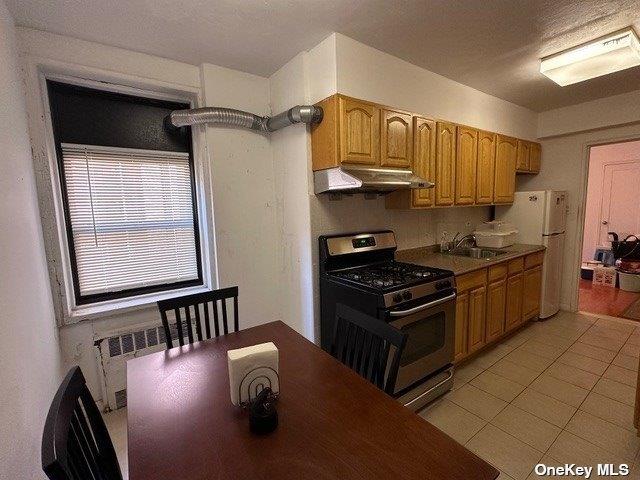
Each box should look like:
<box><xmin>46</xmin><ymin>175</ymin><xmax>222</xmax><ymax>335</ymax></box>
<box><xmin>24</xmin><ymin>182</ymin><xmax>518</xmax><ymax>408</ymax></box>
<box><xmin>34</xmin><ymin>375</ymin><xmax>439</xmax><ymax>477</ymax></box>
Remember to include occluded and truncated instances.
<box><xmin>474</xmin><ymin>221</ymin><xmax>518</xmax><ymax>248</ymax></box>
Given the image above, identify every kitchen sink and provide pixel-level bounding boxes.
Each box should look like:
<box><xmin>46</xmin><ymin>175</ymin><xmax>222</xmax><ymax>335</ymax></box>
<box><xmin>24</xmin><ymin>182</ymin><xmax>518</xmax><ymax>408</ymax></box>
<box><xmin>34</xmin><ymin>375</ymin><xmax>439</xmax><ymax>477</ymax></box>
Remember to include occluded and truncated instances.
<box><xmin>446</xmin><ymin>247</ymin><xmax>509</xmax><ymax>259</ymax></box>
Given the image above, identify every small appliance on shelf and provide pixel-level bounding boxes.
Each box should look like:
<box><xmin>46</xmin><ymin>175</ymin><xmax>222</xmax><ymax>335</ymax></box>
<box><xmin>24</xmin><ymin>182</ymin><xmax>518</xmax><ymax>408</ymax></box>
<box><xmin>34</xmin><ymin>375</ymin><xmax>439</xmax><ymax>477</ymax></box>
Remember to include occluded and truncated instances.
<box><xmin>473</xmin><ymin>221</ymin><xmax>518</xmax><ymax>248</ymax></box>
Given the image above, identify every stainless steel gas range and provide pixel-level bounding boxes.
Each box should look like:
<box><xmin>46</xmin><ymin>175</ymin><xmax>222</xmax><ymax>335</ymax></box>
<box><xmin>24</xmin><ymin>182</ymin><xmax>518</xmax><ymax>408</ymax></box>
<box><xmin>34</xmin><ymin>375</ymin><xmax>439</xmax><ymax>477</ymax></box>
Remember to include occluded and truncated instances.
<box><xmin>319</xmin><ymin>230</ymin><xmax>456</xmax><ymax>411</ymax></box>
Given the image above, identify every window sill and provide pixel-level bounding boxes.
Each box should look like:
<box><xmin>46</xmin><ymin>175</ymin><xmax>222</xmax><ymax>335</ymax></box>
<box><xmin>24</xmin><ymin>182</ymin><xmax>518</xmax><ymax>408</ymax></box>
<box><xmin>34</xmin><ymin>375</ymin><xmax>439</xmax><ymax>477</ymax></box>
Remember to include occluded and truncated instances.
<box><xmin>64</xmin><ymin>284</ymin><xmax>211</xmax><ymax>324</ymax></box>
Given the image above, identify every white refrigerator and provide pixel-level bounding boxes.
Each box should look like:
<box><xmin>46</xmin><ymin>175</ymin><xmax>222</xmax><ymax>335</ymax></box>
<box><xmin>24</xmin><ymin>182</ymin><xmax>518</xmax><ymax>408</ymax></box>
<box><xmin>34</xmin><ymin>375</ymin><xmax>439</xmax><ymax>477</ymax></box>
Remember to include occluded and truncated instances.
<box><xmin>495</xmin><ymin>191</ymin><xmax>568</xmax><ymax>319</ymax></box>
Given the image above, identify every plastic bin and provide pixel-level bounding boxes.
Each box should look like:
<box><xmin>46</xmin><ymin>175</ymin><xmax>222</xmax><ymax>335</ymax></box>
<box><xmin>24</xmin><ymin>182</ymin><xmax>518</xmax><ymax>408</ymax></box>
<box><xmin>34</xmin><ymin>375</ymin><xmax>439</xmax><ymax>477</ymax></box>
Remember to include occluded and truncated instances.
<box><xmin>618</xmin><ymin>270</ymin><xmax>640</xmax><ymax>292</ymax></box>
<box><xmin>474</xmin><ymin>221</ymin><xmax>518</xmax><ymax>248</ymax></box>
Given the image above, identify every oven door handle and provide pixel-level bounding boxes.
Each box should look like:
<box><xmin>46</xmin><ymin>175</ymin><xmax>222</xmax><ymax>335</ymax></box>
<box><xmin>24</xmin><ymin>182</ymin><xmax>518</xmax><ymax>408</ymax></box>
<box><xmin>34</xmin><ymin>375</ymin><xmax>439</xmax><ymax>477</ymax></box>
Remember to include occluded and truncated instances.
<box><xmin>388</xmin><ymin>292</ymin><xmax>456</xmax><ymax>317</ymax></box>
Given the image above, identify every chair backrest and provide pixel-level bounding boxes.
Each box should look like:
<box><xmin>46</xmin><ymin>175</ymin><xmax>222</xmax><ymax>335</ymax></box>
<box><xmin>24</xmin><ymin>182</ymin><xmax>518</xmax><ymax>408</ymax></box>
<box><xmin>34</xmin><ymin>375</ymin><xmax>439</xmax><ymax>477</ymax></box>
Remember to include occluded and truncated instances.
<box><xmin>42</xmin><ymin>367</ymin><xmax>122</xmax><ymax>480</ymax></box>
<box><xmin>157</xmin><ymin>286</ymin><xmax>239</xmax><ymax>349</ymax></box>
<box><xmin>330</xmin><ymin>303</ymin><xmax>407</xmax><ymax>394</ymax></box>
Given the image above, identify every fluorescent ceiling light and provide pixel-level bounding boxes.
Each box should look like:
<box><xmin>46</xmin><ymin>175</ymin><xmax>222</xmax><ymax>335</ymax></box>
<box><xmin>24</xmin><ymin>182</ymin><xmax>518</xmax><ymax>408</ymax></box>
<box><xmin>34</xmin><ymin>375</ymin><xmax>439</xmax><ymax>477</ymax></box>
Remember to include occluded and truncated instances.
<box><xmin>540</xmin><ymin>28</ymin><xmax>640</xmax><ymax>86</ymax></box>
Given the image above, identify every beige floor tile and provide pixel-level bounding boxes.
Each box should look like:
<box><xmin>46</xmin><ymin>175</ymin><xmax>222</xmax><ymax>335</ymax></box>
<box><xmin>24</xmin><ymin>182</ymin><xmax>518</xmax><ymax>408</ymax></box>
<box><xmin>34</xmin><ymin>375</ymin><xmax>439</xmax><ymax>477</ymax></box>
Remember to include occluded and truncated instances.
<box><xmin>472</xmin><ymin>343</ymin><xmax>517</xmax><ymax>369</ymax></box>
<box><xmin>420</xmin><ymin>398</ymin><xmax>487</xmax><ymax>444</ymax></box>
<box><xmin>604</xmin><ymin>364</ymin><xmax>637</xmax><ymax>387</ymax></box>
<box><xmin>466</xmin><ymin>424</ymin><xmax>543</xmax><ymax>480</ymax></box>
<box><xmin>471</xmin><ymin>370</ymin><xmax>527</xmax><ymax>402</ymax></box>
<box><xmin>593</xmin><ymin>377</ymin><xmax>636</xmax><ymax>406</ymax></box>
<box><xmin>568</xmin><ymin>341</ymin><xmax>617</xmax><ymax>363</ymax></box>
<box><xmin>529</xmin><ymin>373</ymin><xmax>589</xmax><ymax>408</ymax></box>
<box><xmin>538</xmin><ymin>324</ymin><xmax>584</xmax><ymax>342</ymax></box>
<box><xmin>621</xmin><ymin>342</ymin><xmax>640</xmax><ymax>357</ymax></box>
<box><xmin>588</xmin><ymin>325</ymin><xmax>632</xmax><ymax>342</ymax></box>
<box><xmin>529</xmin><ymin>332</ymin><xmax>575</xmax><ymax>349</ymax></box>
<box><xmin>626</xmin><ymin>331</ymin><xmax>640</xmax><ymax>346</ymax></box>
<box><xmin>546</xmin><ymin>362</ymin><xmax>600</xmax><ymax>390</ymax></box>
<box><xmin>580</xmin><ymin>391</ymin><xmax>635</xmax><ymax>431</ymax></box>
<box><xmin>566</xmin><ymin>410</ymin><xmax>640</xmax><ymax>461</ymax></box>
<box><xmin>103</xmin><ymin>408</ymin><xmax>128</xmax><ymax>479</ymax></box>
<box><xmin>491</xmin><ymin>404</ymin><xmax>561</xmax><ymax>451</ymax></box>
<box><xmin>596</xmin><ymin>317</ymin><xmax>636</xmax><ymax>334</ymax></box>
<box><xmin>613</xmin><ymin>353</ymin><xmax>639</xmax><ymax>371</ymax></box>
<box><xmin>503</xmin><ymin>329</ymin><xmax>536</xmax><ymax>348</ymax></box>
<box><xmin>556</xmin><ymin>351</ymin><xmax>609</xmax><ymax>375</ymax></box>
<box><xmin>489</xmin><ymin>359</ymin><xmax>540</xmax><ymax>386</ymax></box>
<box><xmin>547</xmin><ymin>431</ymin><xmax>626</xmax><ymax>467</ymax></box>
<box><xmin>519</xmin><ymin>340</ymin><xmax>566</xmax><ymax>360</ymax></box>
<box><xmin>498</xmin><ymin>471</ymin><xmax>516</xmax><ymax>480</ymax></box>
<box><xmin>503</xmin><ymin>349</ymin><xmax>553</xmax><ymax>374</ymax></box>
<box><xmin>578</xmin><ymin>331</ymin><xmax>625</xmax><ymax>351</ymax></box>
<box><xmin>512</xmin><ymin>388</ymin><xmax>576</xmax><ymax>428</ymax></box>
<box><xmin>452</xmin><ymin>362</ymin><xmax>485</xmax><ymax>390</ymax></box>
<box><xmin>448</xmin><ymin>384</ymin><xmax>508</xmax><ymax>421</ymax></box>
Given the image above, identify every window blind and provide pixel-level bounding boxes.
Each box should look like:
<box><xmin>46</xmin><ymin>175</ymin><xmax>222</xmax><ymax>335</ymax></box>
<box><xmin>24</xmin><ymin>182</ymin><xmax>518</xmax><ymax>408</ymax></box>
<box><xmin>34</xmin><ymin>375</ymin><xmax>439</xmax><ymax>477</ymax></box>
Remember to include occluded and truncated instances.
<box><xmin>61</xmin><ymin>143</ymin><xmax>199</xmax><ymax>297</ymax></box>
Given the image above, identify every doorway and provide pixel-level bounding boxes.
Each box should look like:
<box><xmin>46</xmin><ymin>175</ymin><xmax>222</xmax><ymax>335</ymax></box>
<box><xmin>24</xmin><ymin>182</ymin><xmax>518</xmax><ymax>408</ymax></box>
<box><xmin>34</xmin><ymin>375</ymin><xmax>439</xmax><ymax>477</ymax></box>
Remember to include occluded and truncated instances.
<box><xmin>579</xmin><ymin>140</ymin><xmax>640</xmax><ymax>319</ymax></box>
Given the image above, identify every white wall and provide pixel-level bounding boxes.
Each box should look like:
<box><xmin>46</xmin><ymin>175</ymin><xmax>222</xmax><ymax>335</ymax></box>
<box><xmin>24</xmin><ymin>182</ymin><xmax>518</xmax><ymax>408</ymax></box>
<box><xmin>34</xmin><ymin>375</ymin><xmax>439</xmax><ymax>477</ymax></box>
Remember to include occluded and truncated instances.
<box><xmin>0</xmin><ymin>5</ymin><xmax>63</xmax><ymax>479</ymax></box>
<box><xmin>518</xmin><ymin>125</ymin><xmax>640</xmax><ymax>311</ymax></box>
<box><xmin>200</xmin><ymin>63</ymin><xmax>282</xmax><ymax>328</ymax></box>
<box><xmin>538</xmin><ymin>89</ymin><xmax>640</xmax><ymax>138</ymax></box>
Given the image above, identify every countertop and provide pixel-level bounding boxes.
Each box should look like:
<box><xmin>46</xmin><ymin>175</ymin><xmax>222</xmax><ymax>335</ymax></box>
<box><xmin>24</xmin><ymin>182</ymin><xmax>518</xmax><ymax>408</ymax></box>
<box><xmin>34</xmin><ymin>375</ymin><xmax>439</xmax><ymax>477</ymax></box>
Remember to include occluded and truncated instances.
<box><xmin>396</xmin><ymin>243</ymin><xmax>546</xmax><ymax>276</ymax></box>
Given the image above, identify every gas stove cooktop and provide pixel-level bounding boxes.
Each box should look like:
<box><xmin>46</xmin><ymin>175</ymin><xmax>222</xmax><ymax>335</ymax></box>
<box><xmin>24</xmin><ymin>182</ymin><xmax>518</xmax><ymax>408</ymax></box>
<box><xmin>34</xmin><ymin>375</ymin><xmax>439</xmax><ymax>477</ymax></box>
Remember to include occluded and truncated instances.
<box><xmin>330</xmin><ymin>261</ymin><xmax>451</xmax><ymax>291</ymax></box>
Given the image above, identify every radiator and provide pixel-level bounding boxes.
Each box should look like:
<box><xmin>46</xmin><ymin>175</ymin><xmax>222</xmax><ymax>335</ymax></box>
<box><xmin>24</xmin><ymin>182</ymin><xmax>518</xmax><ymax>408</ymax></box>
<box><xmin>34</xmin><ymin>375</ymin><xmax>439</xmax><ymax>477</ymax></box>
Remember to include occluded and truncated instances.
<box><xmin>94</xmin><ymin>322</ymin><xmax>167</xmax><ymax>412</ymax></box>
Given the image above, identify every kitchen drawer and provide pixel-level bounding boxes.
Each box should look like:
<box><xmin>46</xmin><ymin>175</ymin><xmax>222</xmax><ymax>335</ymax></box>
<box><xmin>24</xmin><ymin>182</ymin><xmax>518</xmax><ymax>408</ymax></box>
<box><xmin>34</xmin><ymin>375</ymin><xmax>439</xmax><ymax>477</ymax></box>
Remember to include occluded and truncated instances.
<box><xmin>456</xmin><ymin>269</ymin><xmax>487</xmax><ymax>292</ymax></box>
<box><xmin>488</xmin><ymin>263</ymin><xmax>508</xmax><ymax>282</ymax></box>
<box><xmin>507</xmin><ymin>257</ymin><xmax>524</xmax><ymax>275</ymax></box>
<box><xmin>525</xmin><ymin>251</ymin><xmax>544</xmax><ymax>269</ymax></box>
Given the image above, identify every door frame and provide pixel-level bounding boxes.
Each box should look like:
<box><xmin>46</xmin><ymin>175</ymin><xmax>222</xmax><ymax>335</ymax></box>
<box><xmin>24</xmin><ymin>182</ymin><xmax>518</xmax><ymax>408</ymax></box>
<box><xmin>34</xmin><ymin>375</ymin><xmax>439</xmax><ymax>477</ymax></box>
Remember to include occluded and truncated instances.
<box><xmin>571</xmin><ymin>134</ymin><xmax>640</xmax><ymax>312</ymax></box>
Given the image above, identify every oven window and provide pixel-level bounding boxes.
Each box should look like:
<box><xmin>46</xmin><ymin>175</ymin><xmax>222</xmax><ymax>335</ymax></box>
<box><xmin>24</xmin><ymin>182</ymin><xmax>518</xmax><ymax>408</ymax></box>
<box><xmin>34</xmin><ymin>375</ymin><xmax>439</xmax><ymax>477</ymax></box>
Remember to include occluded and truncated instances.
<box><xmin>398</xmin><ymin>312</ymin><xmax>445</xmax><ymax>366</ymax></box>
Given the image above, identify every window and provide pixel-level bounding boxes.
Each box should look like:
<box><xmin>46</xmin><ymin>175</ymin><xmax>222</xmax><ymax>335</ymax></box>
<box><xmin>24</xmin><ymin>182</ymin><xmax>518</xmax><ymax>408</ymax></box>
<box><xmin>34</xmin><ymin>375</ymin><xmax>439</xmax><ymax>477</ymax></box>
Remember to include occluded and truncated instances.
<box><xmin>48</xmin><ymin>81</ymin><xmax>202</xmax><ymax>305</ymax></box>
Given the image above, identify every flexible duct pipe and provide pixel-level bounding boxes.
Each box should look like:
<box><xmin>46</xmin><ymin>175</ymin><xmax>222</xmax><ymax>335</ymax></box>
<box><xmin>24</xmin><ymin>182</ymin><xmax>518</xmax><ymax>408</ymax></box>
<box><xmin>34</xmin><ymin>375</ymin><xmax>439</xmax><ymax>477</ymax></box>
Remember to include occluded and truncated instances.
<box><xmin>167</xmin><ymin>105</ymin><xmax>323</xmax><ymax>132</ymax></box>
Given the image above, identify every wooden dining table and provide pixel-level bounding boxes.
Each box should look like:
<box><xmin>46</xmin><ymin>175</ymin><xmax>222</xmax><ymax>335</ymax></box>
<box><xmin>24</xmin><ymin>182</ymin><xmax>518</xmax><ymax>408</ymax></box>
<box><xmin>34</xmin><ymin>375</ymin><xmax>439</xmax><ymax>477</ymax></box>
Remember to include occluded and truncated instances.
<box><xmin>127</xmin><ymin>321</ymin><xmax>498</xmax><ymax>480</ymax></box>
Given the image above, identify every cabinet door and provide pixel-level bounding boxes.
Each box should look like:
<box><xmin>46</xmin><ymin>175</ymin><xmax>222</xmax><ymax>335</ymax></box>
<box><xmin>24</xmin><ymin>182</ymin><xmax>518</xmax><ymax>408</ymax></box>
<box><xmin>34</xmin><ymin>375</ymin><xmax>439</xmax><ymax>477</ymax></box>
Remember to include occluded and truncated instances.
<box><xmin>468</xmin><ymin>286</ymin><xmax>487</xmax><ymax>354</ymax></box>
<box><xmin>412</xmin><ymin>117</ymin><xmax>437</xmax><ymax>207</ymax></box>
<box><xmin>494</xmin><ymin>135</ymin><xmax>517</xmax><ymax>204</ymax></box>
<box><xmin>476</xmin><ymin>131</ymin><xmax>495</xmax><ymax>204</ymax></box>
<box><xmin>455</xmin><ymin>292</ymin><xmax>469</xmax><ymax>363</ymax></box>
<box><xmin>516</xmin><ymin>139</ymin><xmax>531</xmax><ymax>171</ymax></box>
<box><xmin>486</xmin><ymin>279</ymin><xmax>506</xmax><ymax>342</ymax></box>
<box><xmin>435</xmin><ymin>122</ymin><xmax>457</xmax><ymax>206</ymax></box>
<box><xmin>505</xmin><ymin>273</ymin><xmax>523</xmax><ymax>331</ymax></box>
<box><xmin>338</xmin><ymin>97</ymin><xmax>380</xmax><ymax>166</ymax></box>
<box><xmin>380</xmin><ymin>109</ymin><xmax>413</xmax><ymax>168</ymax></box>
<box><xmin>529</xmin><ymin>143</ymin><xmax>541</xmax><ymax>173</ymax></box>
<box><xmin>455</xmin><ymin>126</ymin><xmax>478</xmax><ymax>205</ymax></box>
<box><xmin>522</xmin><ymin>266</ymin><xmax>542</xmax><ymax>321</ymax></box>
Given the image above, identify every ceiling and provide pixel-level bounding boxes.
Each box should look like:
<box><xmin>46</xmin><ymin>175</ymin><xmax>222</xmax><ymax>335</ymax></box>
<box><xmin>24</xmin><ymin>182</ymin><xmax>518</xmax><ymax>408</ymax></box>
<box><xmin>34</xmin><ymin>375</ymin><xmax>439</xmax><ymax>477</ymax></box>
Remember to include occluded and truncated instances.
<box><xmin>7</xmin><ymin>0</ymin><xmax>640</xmax><ymax>112</ymax></box>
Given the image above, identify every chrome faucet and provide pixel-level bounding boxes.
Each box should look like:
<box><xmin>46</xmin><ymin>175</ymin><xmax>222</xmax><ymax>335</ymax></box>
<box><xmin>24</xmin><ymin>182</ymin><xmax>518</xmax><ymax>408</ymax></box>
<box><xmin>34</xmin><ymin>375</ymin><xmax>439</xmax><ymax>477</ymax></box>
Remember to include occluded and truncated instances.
<box><xmin>452</xmin><ymin>233</ymin><xmax>476</xmax><ymax>251</ymax></box>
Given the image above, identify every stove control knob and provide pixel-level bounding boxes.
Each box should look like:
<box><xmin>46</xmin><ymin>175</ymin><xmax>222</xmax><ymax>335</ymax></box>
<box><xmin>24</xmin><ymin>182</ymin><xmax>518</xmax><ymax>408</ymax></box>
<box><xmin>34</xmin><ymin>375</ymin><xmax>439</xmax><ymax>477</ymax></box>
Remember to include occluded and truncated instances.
<box><xmin>392</xmin><ymin>293</ymin><xmax>403</xmax><ymax>303</ymax></box>
<box><xmin>402</xmin><ymin>291</ymin><xmax>413</xmax><ymax>301</ymax></box>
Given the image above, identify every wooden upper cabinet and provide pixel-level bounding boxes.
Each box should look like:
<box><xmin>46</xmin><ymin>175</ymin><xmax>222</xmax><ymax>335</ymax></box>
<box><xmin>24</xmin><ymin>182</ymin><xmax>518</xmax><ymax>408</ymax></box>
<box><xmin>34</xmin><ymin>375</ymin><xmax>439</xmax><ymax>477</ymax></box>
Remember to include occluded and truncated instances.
<box><xmin>412</xmin><ymin>117</ymin><xmax>437</xmax><ymax>207</ymax></box>
<box><xmin>476</xmin><ymin>131</ymin><xmax>495</xmax><ymax>205</ymax></box>
<box><xmin>338</xmin><ymin>96</ymin><xmax>380</xmax><ymax>166</ymax></box>
<box><xmin>381</xmin><ymin>109</ymin><xmax>413</xmax><ymax>168</ymax></box>
<box><xmin>516</xmin><ymin>139</ymin><xmax>531</xmax><ymax>172</ymax></box>
<box><xmin>435</xmin><ymin>122</ymin><xmax>456</xmax><ymax>206</ymax></box>
<box><xmin>455</xmin><ymin>126</ymin><xmax>478</xmax><ymax>206</ymax></box>
<box><xmin>529</xmin><ymin>143</ymin><xmax>541</xmax><ymax>173</ymax></box>
<box><xmin>494</xmin><ymin>135</ymin><xmax>517</xmax><ymax>204</ymax></box>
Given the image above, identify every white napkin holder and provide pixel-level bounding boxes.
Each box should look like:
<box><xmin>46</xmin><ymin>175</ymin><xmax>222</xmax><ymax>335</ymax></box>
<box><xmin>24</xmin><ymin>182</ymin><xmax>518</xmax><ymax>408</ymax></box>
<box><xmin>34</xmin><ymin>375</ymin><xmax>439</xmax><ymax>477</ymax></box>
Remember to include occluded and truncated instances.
<box><xmin>227</xmin><ymin>342</ymin><xmax>279</xmax><ymax>407</ymax></box>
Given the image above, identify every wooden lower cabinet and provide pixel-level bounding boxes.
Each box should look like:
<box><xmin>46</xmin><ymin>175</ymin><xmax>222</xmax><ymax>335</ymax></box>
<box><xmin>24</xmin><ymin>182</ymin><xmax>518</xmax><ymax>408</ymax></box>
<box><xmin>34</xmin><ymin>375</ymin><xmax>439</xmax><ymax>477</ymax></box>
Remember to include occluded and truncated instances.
<box><xmin>455</xmin><ymin>292</ymin><xmax>469</xmax><ymax>362</ymax></box>
<box><xmin>454</xmin><ymin>252</ymin><xmax>544</xmax><ymax>364</ymax></box>
<box><xmin>505</xmin><ymin>273</ymin><xmax>524</xmax><ymax>332</ymax></box>
<box><xmin>523</xmin><ymin>265</ymin><xmax>542</xmax><ymax>321</ymax></box>
<box><xmin>486</xmin><ymin>278</ymin><xmax>506</xmax><ymax>342</ymax></box>
<box><xmin>468</xmin><ymin>286</ymin><xmax>487</xmax><ymax>353</ymax></box>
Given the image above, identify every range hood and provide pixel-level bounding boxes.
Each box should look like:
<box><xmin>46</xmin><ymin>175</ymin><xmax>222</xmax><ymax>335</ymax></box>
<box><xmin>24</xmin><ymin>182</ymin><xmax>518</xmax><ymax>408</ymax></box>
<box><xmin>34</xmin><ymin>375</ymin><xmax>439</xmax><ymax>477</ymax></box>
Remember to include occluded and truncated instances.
<box><xmin>314</xmin><ymin>166</ymin><xmax>434</xmax><ymax>194</ymax></box>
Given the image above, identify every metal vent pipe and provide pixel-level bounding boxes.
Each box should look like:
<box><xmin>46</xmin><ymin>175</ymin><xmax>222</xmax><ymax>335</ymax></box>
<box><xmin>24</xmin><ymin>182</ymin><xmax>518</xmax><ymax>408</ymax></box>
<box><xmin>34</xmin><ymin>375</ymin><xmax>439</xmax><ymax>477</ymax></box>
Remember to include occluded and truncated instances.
<box><xmin>167</xmin><ymin>105</ymin><xmax>323</xmax><ymax>132</ymax></box>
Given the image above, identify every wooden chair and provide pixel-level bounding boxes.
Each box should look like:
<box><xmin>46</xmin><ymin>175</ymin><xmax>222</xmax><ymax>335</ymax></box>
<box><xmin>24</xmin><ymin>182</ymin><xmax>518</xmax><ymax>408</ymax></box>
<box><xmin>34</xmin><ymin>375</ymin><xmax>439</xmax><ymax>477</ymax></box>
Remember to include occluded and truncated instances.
<box><xmin>330</xmin><ymin>303</ymin><xmax>407</xmax><ymax>394</ymax></box>
<box><xmin>42</xmin><ymin>366</ymin><xmax>123</xmax><ymax>480</ymax></box>
<box><xmin>157</xmin><ymin>286</ymin><xmax>239</xmax><ymax>349</ymax></box>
